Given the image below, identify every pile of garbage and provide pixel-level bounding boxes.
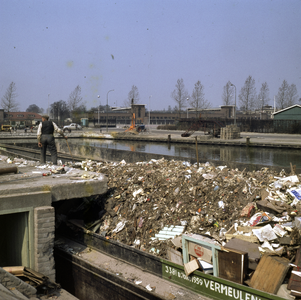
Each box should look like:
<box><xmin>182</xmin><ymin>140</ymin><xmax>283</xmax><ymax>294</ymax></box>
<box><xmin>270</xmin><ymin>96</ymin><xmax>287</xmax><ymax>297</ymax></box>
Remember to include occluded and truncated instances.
<box><xmin>63</xmin><ymin>159</ymin><xmax>299</xmax><ymax>256</ymax></box>
<box><xmin>65</xmin><ymin>158</ymin><xmax>301</xmax><ymax>297</ymax></box>
<box><xmin>3</xmin><ymin>153</ymin><xmax>301</xmax><ymax>296</ymax></box>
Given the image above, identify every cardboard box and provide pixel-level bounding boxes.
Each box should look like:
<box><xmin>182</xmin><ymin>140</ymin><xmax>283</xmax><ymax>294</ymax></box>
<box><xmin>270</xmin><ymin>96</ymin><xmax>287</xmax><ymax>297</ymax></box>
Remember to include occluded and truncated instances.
<box><xmin>184</xmin><ymin>259</ymin><xmax>199</xmax><ymax>276</ymax></box>
<box><xmin>166</xmin><ymin>247</ymin><xmax>183</xmax><ymax>266</ymax></box>
<box><xmin>188</xmin><ymin>241</ymin><xmax>212</xmax><ymax>263</ymax></box>
<box><xmin>171</xmin><ymin>236</ymin><xmax>182</xmax><ymax>248</ymax></box>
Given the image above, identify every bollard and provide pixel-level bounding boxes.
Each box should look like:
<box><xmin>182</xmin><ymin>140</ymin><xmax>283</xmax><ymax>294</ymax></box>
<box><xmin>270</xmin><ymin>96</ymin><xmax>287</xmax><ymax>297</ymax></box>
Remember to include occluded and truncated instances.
<box><xmin>246</xmin><ymin>136</ymin><xmax>250</xmax><ymax>146</ymax></box>
<box><xmin>195</xmin><ymin>136</ymin><xmax>199</xmax><ymax>168</ymax></box>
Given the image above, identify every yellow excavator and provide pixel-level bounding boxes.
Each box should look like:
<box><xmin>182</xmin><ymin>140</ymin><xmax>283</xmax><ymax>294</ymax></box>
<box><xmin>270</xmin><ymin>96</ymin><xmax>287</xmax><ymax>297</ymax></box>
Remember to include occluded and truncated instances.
<box><xmin>125</xmin><ymin>113</ymin><xmax>146</xmax><ymax>133</ymax></box>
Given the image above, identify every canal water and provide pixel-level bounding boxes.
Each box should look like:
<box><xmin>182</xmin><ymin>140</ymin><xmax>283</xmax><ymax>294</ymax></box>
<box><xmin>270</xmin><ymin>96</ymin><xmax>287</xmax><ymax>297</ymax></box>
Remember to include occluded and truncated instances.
<box><xmin>58</xmin><ymin>139</ymin><xmax>301</xmax><ymax>168</ymax></box>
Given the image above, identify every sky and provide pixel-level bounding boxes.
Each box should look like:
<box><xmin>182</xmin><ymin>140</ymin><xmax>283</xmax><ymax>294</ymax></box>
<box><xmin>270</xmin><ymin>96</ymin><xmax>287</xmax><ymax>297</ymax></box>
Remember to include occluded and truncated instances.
<box><xmin>0</xmin><ymin>0</ymin><xmax>301</xmax><ymax>112</ymax></box>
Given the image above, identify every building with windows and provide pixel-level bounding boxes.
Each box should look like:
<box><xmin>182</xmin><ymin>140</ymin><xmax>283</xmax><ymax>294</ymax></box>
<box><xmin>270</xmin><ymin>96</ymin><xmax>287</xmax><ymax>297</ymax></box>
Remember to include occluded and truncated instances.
<box><xmin>4</xmin><ymin>112</ymin><xmax>42</xmax><ymax>127</ymax></box>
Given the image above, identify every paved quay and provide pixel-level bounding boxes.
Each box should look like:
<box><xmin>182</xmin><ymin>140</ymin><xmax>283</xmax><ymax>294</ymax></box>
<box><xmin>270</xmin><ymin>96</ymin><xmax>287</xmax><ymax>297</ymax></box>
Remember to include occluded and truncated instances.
<box><xmin>1</xmin><ymin>128</ymin><xmax>301</xmax><ymax>149</ymax></box>
<box><xmin>84</xmin><ymin>128</ymin><xmax>301</xmax><ymax>149</ymax></box>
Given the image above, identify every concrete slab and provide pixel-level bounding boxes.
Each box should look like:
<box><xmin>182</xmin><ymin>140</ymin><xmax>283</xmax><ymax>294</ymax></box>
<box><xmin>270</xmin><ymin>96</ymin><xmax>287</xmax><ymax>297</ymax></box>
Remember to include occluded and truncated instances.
<box><xmin>0</xmin><ymin>162</ymin><xmax>107</xmax><ymax>202</ymax></box>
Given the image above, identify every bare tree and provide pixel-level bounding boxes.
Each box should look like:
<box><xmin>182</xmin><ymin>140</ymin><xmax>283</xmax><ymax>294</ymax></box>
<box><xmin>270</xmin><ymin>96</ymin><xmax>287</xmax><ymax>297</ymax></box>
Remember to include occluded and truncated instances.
<box><xmin>50</xmin><ymin>100</ymin><xmax>70</xmax><ymax>124</ymax></box>
<box><xmin>256</xmin><ymin>82</ymin><xmax>270</xmax><ymax>109</ymax></box>
<box><xmin>276</xmin><ymin>80</ymin><xmax>289</xmax><ymax>109</ymax></box>
<box><xmin>189</xmin><ymin>81</ymin><xmax>210</xmax><ymax>117</ymax></box>
<box><xmin>68</xmin><ymin>85</ymin><xmax>83</xmax><ymax>111</ymax></box>
<box><xmin>222</xmin><ymin>81</ymin><xmax>234</xmax><ymax>106</ymax></box>
<box><xmin>171</xmin><ymin>78</ymin><xmax>189</xmax><ymax>118</ymax></box>
<box><xmin>287</xmin><ymin>84</ymin><xmax>299</xmax><ymax>107</ymax></box>
<box><xmin>124</xmin><ymin>85</ymin><xmax>140</xmax><ymax>107</ymax></box>
<box><xmin>238</xmin><ymin>75</ymin><xmax>256</xmax><ymax>113</ymax></box>
<box><xmin>1</xmin><ymin>82</ymin><xmax>19</xmax><ymax>112</ymax></box>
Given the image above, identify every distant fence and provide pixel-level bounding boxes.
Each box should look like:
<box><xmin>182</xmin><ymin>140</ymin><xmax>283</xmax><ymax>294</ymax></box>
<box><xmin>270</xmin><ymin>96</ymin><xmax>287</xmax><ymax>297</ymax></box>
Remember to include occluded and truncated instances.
<box><xmin>238</xmin><ymin>119</ymin><xmax>274</xmax><ymax>133</ymax></box>
<box><xmin>273</xmin><ymin>120</ymin><xmax>301</xmax><ymax>134</ymax></box>
<box><xmin>179</xmin><ymin>118</ymin><xmax>301</xmax><ymax>134</ymax></box>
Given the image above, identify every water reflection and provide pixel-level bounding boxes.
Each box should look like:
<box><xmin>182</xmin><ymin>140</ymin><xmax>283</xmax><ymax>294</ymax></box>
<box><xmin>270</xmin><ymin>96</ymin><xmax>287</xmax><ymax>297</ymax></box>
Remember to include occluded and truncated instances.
<box><xmin>56</xmin><ymin>139</ymin><xmax>301</xmax><ymax>168</ymax></box>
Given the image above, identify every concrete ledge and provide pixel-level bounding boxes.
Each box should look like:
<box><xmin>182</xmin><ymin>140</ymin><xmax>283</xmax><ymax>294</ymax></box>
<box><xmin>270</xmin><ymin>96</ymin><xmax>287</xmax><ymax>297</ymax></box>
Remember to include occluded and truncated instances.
<box><xmin>0</xmin><ymin>191</ymin><xmax>51</xmax><ymax>212</ymax></box>
<box><xmin>0</xmin><ymin>164</ymin><xmax>107</xmax><ymax>202</ymax></box>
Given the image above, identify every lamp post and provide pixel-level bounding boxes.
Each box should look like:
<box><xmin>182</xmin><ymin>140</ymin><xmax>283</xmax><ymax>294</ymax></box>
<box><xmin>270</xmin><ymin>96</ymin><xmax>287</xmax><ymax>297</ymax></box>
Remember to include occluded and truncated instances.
<box><xmin>106</xmin><ymin>89</ymin><xmax>114</xmax><ymax>132</ymax></box>
<box><xmin>149</xmin><ymin>95</ymin><xmax>152</xmax><ymax>132</ymax></box>
<box><xmin>230</xmin><ymin>83</ymin><xmax>236</xmax><ymax>125</ymax></box>
<box><xmin>186</xmin><ymin>98</ymin><xmax>189</xmax><ymax>118</ymax></box>
<box><xmin>47</xmin><ymin>94</ymin><xmax>50</xmax><ymax>115</ymax></box>
<box><xmin>97</xmin><ymin>95</ymin><xmax>100</xmax><ymax>125</ymax></box>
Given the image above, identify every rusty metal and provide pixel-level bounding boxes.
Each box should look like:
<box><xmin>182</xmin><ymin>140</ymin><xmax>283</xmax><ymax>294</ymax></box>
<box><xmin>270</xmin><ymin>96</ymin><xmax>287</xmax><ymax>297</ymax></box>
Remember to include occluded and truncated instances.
<box><xmin>0</xmin><ymin>166</ymin><xmax>18</xmax><ymax>175</ymax></box>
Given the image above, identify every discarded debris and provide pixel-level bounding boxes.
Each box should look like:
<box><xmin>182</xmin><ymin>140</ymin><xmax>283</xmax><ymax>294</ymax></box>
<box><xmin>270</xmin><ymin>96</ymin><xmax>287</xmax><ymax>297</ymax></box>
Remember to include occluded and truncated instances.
<box><xmin>6</xmin><ymin>153</ymin><xmax>301</xmax><ymax>297</ymax></box>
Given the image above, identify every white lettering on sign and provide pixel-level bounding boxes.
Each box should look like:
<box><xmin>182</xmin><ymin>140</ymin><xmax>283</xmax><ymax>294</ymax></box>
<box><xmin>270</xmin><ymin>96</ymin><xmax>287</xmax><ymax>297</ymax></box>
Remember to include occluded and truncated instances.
<box><xmin>204</xmin><ymin>279</ymin><xmax>209</xmax><ymax>288</ymax></box>
<box><xmin>164</xmin><ymin>266</ymin><xmax>263</xmax><ymax>300</ymax></box>
<box><xmin>229</xmin><ymin>286</ymin><xmax>233</xmax><ymax>297</ymax></box>
<box><xmin>215</xmin><ymin>282</ymin><xmax>220</xmax><ymax>293</ymax></box>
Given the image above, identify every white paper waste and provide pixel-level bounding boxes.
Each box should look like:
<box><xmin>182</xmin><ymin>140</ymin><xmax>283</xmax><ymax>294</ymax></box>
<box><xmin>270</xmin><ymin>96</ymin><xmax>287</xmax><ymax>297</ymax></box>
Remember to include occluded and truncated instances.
<box><xmin>252</xmin><ymin>224</ymin><xmax>277</xmax><ymax>242</ymax></box>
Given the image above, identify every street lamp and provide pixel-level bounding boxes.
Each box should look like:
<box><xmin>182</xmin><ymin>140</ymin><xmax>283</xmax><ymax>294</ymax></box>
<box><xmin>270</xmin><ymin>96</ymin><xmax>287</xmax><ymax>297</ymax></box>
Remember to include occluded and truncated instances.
<box><xmin>149</xmin><ymin>95</ymin><xmax>152</xmax><ymax>132</ymax></box>
<box><xmin>97</xmin><ymin>95</ymin><xmax>100</xmax><ymax>125</ymax></box>
<box><xmin>47</xmin><ymin>94</ymin><xmax>50</xmax><ymax>115</ymax></box>
<box><xmin>106</xmin><ymin>89</ymin><xmax>114</xmax><ymax>132</ymax></box>
<box><xmin>230</xmin><ymin>83</ymin><xmax>236</xmax><ymax>125</ymax></box>
<box><xmin>186</xmin><ymin>98</ymin><xmax>189</xmax><ymax>118</ymax></box>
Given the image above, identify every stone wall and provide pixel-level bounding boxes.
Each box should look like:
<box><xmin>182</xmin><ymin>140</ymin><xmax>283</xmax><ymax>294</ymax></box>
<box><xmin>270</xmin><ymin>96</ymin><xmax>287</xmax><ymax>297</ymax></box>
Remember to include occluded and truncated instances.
<box><xmin>34</xmin><ymin>206</ymin><xmax>55</xmax><ymax>281</ymax></box>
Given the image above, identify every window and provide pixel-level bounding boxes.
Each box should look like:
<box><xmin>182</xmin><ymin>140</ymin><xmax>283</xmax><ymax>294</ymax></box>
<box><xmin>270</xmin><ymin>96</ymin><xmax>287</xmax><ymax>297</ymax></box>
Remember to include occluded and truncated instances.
<box><xmin>17</xmin><ymin>114</ymin><xmax>24</xmax><ymax>117</ymax></box>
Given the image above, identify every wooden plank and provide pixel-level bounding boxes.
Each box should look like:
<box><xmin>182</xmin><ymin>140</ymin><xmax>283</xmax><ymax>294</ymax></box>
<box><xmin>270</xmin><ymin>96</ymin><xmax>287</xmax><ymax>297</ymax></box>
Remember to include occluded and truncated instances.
<box><xmin>287</xmin><ymin>245</ymin><xmax>301</xmax><ymax>294</ymax></box>
<box><xmin>249</xmin><ymin>255</ymin><xmax>290</xmax><ymax>294</ymax></box>
<box><xmin>225</xmin><ymin>238</ymin><xmax>260</xmax><ymax>270</ymax></box>
<box><xmin>218</xmin><ymin>248</ymin><xmax>248</xmax><ymax>284</ymax></box>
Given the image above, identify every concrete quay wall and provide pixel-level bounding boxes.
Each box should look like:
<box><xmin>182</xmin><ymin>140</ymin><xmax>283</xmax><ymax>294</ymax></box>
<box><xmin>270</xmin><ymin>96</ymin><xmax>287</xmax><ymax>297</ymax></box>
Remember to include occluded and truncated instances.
<box><xmin>0</xmin><ymin>162</ymin><xmax>107</xmax><ymax>283</ymax></box>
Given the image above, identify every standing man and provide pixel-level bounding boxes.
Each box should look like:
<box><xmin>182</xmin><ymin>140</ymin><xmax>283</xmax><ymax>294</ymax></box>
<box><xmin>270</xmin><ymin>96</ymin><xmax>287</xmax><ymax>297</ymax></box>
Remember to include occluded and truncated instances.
<box><xmin>37</xmin><ymin>114</ymin><xmax>67</xmax><ymax>165</ymax></box>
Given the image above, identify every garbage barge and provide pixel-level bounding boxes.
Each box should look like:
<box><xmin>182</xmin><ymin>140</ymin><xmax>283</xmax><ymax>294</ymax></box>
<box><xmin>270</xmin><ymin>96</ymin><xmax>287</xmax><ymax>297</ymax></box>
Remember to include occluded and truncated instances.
<box><xmin>55</xmin><ymin>224</ymin><xmax>293</xmax><ymax>300</ymax></box>
<box><xmin>53</xmin><ymin>158</ymin><xmax>301</xmax><ymax>300</ymax></box>
<box><xmin>0</xmin><ymin>150</ymin><xmax>300</xmax><ymax>299</ymax></box>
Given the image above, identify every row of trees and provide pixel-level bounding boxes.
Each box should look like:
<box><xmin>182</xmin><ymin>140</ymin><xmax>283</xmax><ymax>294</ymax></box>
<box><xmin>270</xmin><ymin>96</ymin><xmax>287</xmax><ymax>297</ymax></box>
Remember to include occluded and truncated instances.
<box><xmin>0</xmin><ymin>83</ymin><xmax>84</xmax><ymax>115</ymax></box>
<box><xmin>171</xmin><ymin>79</ymin><xmax>210</xmax><ymax>117</ymax></box>
<box><xmin>169</xmin><ymin>76</ymin><xmax>299</xmax><ymax>115</ymax></box>
<box><xmin>225</xmin><ymin>76</ymin><xmax>299</xmax><ymax>112</ymax></box>
<box><xmin>1</xmin><ymin>80</ymin><xmax>299</xmax><ymax>116</ymax></box>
